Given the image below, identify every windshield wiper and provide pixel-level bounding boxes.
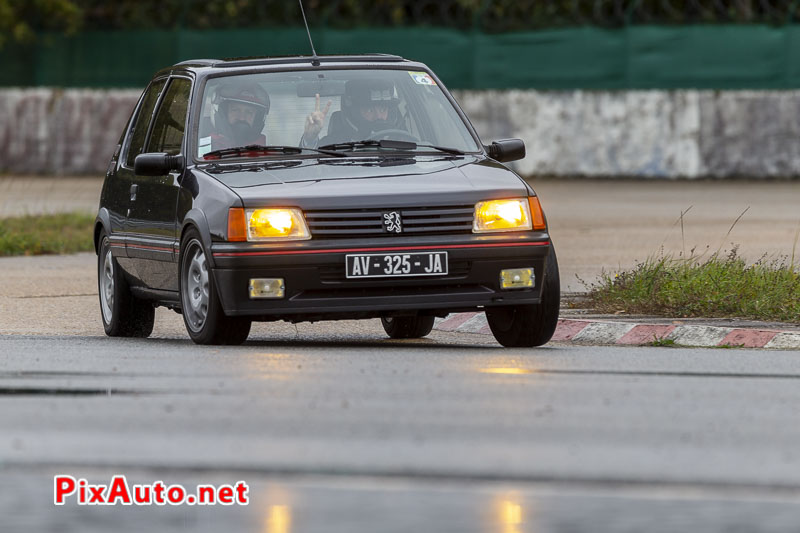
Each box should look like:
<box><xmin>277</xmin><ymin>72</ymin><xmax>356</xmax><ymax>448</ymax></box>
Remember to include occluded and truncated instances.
<box><xmin>319</xmin><ymin>139</ymin><xmax>464</xmax><ymax>156</ymax></box>
<box><xmin>202</xmin><ymin>144</ymin><xmax>345</xmax><ymax>160</ymax></box>
<box><xmin>410</xmin><ymin>143</ymin><xmax>465</xmax><ymax>155</ymax></box>
<box><xmin>319</xmin><ymin>140</ymin><xmax>383</xmax><ymax>151</ymax></box>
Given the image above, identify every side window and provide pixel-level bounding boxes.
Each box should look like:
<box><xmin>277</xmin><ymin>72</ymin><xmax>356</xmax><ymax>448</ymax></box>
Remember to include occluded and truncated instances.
<box><xmin>147</xmin><ymin>78</ymin><xmax>192</xmax><ymax>156</ymax></box>
<box><xmin>125</xmin><ymin>79</ymin><xmax>166</xmax><ymax>167</ymax></box>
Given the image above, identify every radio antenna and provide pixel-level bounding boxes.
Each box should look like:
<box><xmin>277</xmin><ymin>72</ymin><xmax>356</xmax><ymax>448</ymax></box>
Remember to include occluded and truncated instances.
<box><xmin>298</xmin><ymin>0</ymin><xmax>320</xmax><ymax>65</ymax></box>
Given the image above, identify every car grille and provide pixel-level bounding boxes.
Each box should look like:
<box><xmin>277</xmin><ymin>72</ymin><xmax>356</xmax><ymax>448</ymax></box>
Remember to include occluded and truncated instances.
<box><xmin>305</xmin><ymin>205</ymin><xmax>474</xmax><ymax>239</ymax></box>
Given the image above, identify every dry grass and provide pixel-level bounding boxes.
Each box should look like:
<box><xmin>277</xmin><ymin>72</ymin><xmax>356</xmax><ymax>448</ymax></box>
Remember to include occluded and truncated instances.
<box><xmin>590</xmin><ymin>246</ymin><xmax>800</xmax><ymax>322</ymax></box>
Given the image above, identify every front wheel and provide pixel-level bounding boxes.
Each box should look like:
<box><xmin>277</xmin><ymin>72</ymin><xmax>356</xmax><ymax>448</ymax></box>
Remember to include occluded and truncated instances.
<box><xmin>381</xmin><ymin>315</ymin><xmax>435</xmax><ymax>339</ymax></box>
<box><xmin>97</xmin><ymin>231</ymin><xmax>155</xmax><ymax>338</ymax></box>
<box><xmin>179</xmin><ymin>229</ymin><xmax>251</xmax><ymax>345</ymax></box>
<box><xmin>486</xmin><ymin>246</ymin><xmax>560</xmax><ymax>347</ymax></box>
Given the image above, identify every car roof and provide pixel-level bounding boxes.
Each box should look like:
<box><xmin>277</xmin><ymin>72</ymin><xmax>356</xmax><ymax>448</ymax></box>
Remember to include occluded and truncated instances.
<box><xmin>158</xmin><ymin>54</ymin><xmax>425</xmax><ymax>79</ymax></box>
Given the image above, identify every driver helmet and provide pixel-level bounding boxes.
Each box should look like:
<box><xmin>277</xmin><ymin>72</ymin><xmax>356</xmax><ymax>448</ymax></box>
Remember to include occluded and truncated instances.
<box><xmin>213</xmin><ymin>82</ymin><xmax>270</xmax><ymax>144</ymax></box>
<box><xmin>342</xmin><ymin>78</ymin><xmax>399</xmax><ymax>134</ymax></box>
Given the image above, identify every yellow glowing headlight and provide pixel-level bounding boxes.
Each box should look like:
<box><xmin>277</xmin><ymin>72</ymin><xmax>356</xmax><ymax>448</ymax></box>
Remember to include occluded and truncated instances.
<box><xmin>245</xmin><ymin>208</ymin><xmax>310</xmax><ymax>241</ymax></box>
<box><xmin>473</xmin><ymin>198</ymin><xmax>532</xmax><ymax>233</ymax></box>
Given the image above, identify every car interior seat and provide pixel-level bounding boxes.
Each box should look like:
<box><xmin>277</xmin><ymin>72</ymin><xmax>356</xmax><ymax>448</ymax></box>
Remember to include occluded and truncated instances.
<box><xmin>325</xmin><ymin>110</ymin><xmax>346</xmax><ymax>141</ymax></box>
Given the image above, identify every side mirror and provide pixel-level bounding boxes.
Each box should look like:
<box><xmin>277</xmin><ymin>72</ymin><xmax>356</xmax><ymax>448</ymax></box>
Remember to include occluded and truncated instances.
<box><xmin>134</xmin><ymin>153</ymin><xmax>184</xmax><ymax>176</ymax></box>
<box><xmin>485</xmin><ymin>139</ymin><xmax>525</xmax><ymax>163</ymax></box>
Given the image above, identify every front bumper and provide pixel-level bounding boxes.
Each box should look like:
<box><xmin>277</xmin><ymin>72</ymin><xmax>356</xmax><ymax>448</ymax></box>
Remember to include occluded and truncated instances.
<box><xmin>210</xmin><ymin>233</ymin><xmax>551</xmax><ymax>320</ymax></box>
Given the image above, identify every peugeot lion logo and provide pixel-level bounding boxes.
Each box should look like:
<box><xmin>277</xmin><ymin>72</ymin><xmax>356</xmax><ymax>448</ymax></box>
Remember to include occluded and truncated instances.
<box><xmin>383</xmin><ymin>211</ymin><xmax>402</xmax><ymax>233</ymax></box>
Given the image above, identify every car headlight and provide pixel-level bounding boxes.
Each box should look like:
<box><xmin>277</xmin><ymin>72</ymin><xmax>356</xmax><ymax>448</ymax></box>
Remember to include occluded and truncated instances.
<box><xmin>473</xmin><ymin>198</ymin><xmax>532</xmax><ymax>233</ymax></box>
<box><xmin>227</xmin><ymin>207</ymin><xmax>311</xmax><ymax>241</ymax></box>
<box><xmin>247</xmin><ymin>208</ymin><xmax>310</xmax><ymax>241</ymax></box>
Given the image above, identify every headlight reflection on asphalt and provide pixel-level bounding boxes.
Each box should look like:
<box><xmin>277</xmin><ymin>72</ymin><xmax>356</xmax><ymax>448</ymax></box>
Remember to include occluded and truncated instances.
<box><xmin>251</xmin><ymin>352</ymin><xmax>293</xmax><ymax>360</ymax></box>
<box><xmin>480</xmin><ymin>367</ymin><xmax>536</xmax><ymax>375</ymax></box>
<box><xmin>265</xmin><ymin>504</ymin><xmax>291</xmax><ymax>533</ymax></box>
<box><xmin>498</xmin><ymin>497</ymin><xmax>524</xmax><ymax>533</ymax></box>
<box><xmin>245</xmin><ymin>353</ymin><xmax>299</xmax><ymax>379</ymax></box>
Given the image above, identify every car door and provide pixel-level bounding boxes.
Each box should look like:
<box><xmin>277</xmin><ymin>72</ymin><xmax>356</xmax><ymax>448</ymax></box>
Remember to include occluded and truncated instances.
<box><xmin>107</xmin><ymin>77</ymin><xmax>167</xmax><ymax>279</ymax></box>
<box><xmin>125</xmin><ymin>76</ymin><xmax>192</xmax><ymax>291</ymax></box>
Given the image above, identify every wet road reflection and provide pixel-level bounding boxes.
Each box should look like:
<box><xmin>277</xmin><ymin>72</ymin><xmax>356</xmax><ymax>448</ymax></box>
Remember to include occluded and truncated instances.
<box><xmin>265</xmin><ymin>504</ymin><xmax>291</xmax><ymax>533</ymax></box>
<box><xmin>498</xmin><ymin>496</ymin><xmax>524</xmax><ymax>533</ymax></box>
<box><xmin>481</xmin><ymin>367</ymin><xmax>536</xmax><ymax>375</ymax></box>
<box><xmin>5</xmin><ymin>467</ymin><xmax>800</xmax><ymax>532</ymax></box>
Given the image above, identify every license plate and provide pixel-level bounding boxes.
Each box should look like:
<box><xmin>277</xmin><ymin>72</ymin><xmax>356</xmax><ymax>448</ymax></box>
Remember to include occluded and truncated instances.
<box><xmin>345</xmin><ymin>251</ymin><xmax>448</xmax><ymax>279</ymax></box>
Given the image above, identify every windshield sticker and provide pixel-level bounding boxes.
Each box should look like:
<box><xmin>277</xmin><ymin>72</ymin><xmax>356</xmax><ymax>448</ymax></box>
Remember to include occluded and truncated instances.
<box><xmin>198</xmin><ymin>136</ymin><xmax>212</xmax><ymax>157</ymax></box>
<box><xmin>408</xmin><ymin>71</ymin><xmax>436</xmax><ymax>86</ymax></box>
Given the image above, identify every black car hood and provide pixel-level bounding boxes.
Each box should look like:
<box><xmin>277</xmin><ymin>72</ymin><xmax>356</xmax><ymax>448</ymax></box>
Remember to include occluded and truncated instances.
<box><xmin>197</xmin><ymin>155</ymin><xmax>530</xmax><ymax>210</ymax></box>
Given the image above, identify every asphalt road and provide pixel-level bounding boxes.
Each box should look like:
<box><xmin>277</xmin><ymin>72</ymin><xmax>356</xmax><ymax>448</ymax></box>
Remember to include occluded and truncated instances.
<box><xmin>3</xmin><ymin>178</ymin><xmax>800</xmax><ymax>531</ymax></box>
<box><xmin>3</xmin><ymin>334</ymin><xmax>800</xmax><ymax>532</ymax></box>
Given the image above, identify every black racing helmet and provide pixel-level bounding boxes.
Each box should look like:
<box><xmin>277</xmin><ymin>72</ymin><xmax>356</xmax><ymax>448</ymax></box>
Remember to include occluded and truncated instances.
<box><xmin>342</xmin><ymin>78</ymin><xmax>398</xmax><ymax>133</ymax></box>
<box><xmin>213</xmin><ymin>82</ymin><xmax>270</xmax><ymax>142</ymax></box>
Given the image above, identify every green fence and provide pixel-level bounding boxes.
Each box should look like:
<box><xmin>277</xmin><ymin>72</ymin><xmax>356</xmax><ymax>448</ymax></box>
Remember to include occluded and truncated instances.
<box><xmin>4</xmin><ymin>25</ymin><xmax>800</xmax><ymax>89</ymax></box>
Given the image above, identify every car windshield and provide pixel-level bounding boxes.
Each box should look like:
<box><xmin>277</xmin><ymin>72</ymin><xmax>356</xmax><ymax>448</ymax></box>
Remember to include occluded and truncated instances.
<box><xmin>196</xmin><ymin>68</ymin><xmax>480</xmax><ymax>159</ymax></box>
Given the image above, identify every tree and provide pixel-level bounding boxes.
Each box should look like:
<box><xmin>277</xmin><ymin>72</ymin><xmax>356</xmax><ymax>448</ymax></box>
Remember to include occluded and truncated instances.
<box><xmin>0</xmin><ymin>0</ymin><xmax>82</xmax><ymax>49</ymax></box>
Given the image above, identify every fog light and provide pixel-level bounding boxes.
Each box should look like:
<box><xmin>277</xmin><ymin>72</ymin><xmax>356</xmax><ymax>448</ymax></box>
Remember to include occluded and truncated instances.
<box><xmin>500</xmin><ymin>268</ymin><xmax>535</xmax><ymax>290</ymax></box>
<box><xmin>249</xmin><ymin>278</ymin><xmax>285</xmax><ymax>299</ymax></box>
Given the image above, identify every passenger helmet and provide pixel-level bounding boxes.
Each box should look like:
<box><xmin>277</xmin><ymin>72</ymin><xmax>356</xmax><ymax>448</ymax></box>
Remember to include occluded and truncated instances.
<box><xmin>342</xmin><ymin>78</ymin><xmax>399</xmax><ymax>133</ymax></box>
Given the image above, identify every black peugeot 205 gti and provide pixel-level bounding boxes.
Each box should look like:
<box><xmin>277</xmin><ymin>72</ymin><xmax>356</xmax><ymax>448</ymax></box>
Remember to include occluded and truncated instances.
<box><xmin>95</xmin><ymin>54</ymin><xmax>560</xmax><ymax>347</ymax></box>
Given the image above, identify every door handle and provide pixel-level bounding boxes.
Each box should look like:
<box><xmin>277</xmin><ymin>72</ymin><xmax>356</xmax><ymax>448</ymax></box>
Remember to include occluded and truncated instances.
<box><xmin>130</xmin><ymin>184</ymin><xmax>138</xmax><ymax>202</ymax></box>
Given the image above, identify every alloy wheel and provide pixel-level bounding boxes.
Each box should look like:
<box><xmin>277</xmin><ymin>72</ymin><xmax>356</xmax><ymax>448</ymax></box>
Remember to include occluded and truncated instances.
<box><xmin>100</xmin><ymin>249</ymin><xmax>115</xmax><ymax>323</ymax></box>
<box><xmin>183</xmin><ymin>243</ymin><xmax>210</xmax><ymax>332</ymax></box>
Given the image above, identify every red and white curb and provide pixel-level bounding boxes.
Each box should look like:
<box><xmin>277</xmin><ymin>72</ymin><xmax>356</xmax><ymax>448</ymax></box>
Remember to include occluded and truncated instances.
<box><xmin>434</xmin><ymin>313</ymin><xmax>800</xmax><ymax>349</ymax></box>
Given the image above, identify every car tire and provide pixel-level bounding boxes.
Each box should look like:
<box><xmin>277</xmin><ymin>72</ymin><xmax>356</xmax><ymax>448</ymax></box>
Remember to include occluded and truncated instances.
<box><xmin>97</xmin><ymin>231</ymin><xmax>155</xmax><ymax>338</ymax></box>
<box><xmin>381</xmin><ymin>315</ymin><xmax>435</xmax><ymax>339</ymax></box>
<box><xmin>179</xmin><ymin>228</ymin><xmax>251</xmax><ymax>345</ymax></box>
<box><xmin>486</xmin><ymin>246</ymin><xmax>560</xmax><ymax>347</ymax></box>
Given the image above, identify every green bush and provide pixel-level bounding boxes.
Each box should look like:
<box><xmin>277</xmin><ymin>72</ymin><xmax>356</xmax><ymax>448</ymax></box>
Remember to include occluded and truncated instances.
<box><xmin>0</xmin><ymin>212</ymin><xmax>95</xmax><ymax>256</ymax></box>
<box><xmin>5</xmin><ymin>0</ymin><xmax>798</xmax><ymax>44</ymax></box>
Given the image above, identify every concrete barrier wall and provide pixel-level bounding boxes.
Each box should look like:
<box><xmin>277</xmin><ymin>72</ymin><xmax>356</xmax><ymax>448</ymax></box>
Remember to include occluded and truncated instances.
<box><xmin>0</xmin><ymin>89</ymin><xmax>139</xmax><ymax>175</ymax></box>
<box><xmin>456</xmin><ymin>89</ymin><xmax>800</xmax><ymax>178</ymax></box>
<box><xmin>2</xmin><ymin>88</ymin><xmax>799</xmax><ymax>177</ymax></box>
